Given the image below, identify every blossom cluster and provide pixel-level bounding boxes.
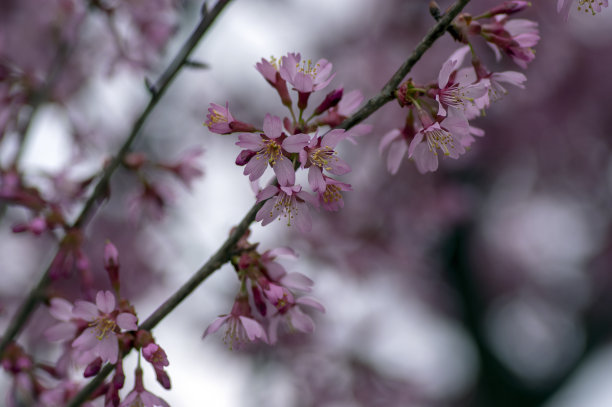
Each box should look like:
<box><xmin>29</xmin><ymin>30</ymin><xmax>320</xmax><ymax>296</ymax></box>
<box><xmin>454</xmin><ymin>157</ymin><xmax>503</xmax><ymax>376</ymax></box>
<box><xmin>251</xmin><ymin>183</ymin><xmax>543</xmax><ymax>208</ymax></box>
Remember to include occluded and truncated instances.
<box><xmin>381</xmin><ymin>1</ymin><xmax>539</xmax><ymax>174</ymax></box>
<box><xmin>0</xmin><ymin>242</ymin><xmax>171</xmax><ymax>406</ymax></box>
<box><xmin>203</xmin><ymin>233</ymin><xmax>324</xmax><ymax>349</ymax></box>
<box><xmin>205</xmin><ymin>52</ymin><xmax>371</xmax><ymax>232</ymax></box>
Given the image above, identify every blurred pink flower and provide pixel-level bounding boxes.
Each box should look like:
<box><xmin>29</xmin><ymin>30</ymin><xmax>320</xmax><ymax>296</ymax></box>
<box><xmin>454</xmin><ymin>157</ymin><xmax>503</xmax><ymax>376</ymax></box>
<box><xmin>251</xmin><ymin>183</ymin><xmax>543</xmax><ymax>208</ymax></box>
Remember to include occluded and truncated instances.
<box><xmin>159</xmin><ymin>146</ymin><xmax>205</xmax><ymax>189</ymax></box>
<box><xmin>119</xmin><ymin>368</ymin><xmax>169</xmax><ymax>407</ymax></box>
<box><xmin>71</xmin><ymin>291</ymin><xmax>138</xmax><ymax>364</ymax></box>
<box><xmin>318</xmin><ymin>176</ymin><xmax>352</xmax><ymax>212</ymax></box>
<box><xmin>558</xmin><ymin>0</ymin><xmax>609</xmax><ymax>20</ymax></box>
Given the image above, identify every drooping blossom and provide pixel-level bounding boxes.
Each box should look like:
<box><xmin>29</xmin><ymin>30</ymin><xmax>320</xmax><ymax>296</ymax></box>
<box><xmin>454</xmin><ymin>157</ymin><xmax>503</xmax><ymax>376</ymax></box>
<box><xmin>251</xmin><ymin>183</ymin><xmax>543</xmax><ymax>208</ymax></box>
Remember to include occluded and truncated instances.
<box><xmin>267</xmin><ymin>295</ymin><xmax>326</xmax><ymax>345</ymax></box>
<box><xmin>236</xmin><ymin>114</ymin><xmax>309</xmax><ymax>185</ymax></box>
<box><xmin>255</xmin><ymin>181</ymin><xmax>318</xmax><ymax>232</ymax></box>
<box><xmin>119</xmin><ymin>367</ymin><xmax>170</xmax><ymax>407</ymax></box>
<box><xmin>255</xmin><ymin>55</ymin><xmax>292</xmax><ymax>106</ymax></box>
<box><xmin>379</xmin><ymin>120</ymin><xmax>417</xmax><ymax>175</ymax></box>
<box><xmin>481</xmin><ymin>16</ymin><xmax>540</xmax><ymax>68</ymax></box>
<box><xmin>71</xmin><ymin>291</ymin><xmax>138</xmax><ymax>364</ymax></box>
<box><xmin>408</xmin><ymin>110</ymin><xmax>471</xmax><ymax>173</ymax></box>
<box><xmin>558</xmin><ymin>0</ymin><xmax>609</xmax><ymax>20</ymax></box>
<box><xmin>203</xmin><ymin>294</ymin><xmax>268</xmax><ymax>350</ymax></box>
<box><xmin>433</xmin><ymin>50</ymin><xmax>487</xmax><ymax>117</ymax></box>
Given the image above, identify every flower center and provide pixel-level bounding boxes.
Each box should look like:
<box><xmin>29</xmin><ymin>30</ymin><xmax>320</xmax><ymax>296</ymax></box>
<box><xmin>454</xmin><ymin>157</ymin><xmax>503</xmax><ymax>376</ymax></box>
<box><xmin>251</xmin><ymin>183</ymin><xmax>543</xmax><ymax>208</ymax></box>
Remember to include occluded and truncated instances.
<box><xmin>297</xmin><ymin>59</ymin><xmax>320</xmax><ymax>80</ymax></box>
<box><xmin>271</xmin><ymin>192</ymin><xmax>298</xmax><ymax>226</ymax></box>
<box><xmin>426</xmin><ymin>128</ymin><xmax>456</xmax><ymax>156</ymax></box>
<box><xmin>90</xmin><ymin>316</ymin><xmax>117</xmax><ymax>340</ymax></box>
<box><xmin>322</xmin><ymin>184</ymin><xmax>342</xmax><ymax>204</ymax></box>
<box><xmin>578</xmin><ymin>0</ymin><xmax>604</xmax><ymax>15</ymax></box>
<box><xmin>208</xmin><ymin>109</ymin><xmax>227</xmax><ymax>125</ymax></box>
<box><xmin>257</xmin><ymin>139</ymin><xmax>283</xmax><ymax>165</ymax></box>
<box><xmin>309</xmin><ymin>146</ymin><xmax>335</xmax><ymax>170</ymax></box>
<box><xmin>440</xmin><ymin>84</ymin><xmax>471</xmax><ymax>109</ymax></box>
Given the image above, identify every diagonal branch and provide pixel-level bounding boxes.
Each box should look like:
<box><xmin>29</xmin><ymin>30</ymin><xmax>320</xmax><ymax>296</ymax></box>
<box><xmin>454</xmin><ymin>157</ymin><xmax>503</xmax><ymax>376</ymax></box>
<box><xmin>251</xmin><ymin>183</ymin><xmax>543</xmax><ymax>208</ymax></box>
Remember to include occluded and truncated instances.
<box><xmin>66</xmin><ymin>0</ymin><xmax>471</xmax><ymax>405</ymax></box>
<box><xmin>0</xmin><ymin>0</ymin><xmax>234</xmax><ymax>358</ymax></box>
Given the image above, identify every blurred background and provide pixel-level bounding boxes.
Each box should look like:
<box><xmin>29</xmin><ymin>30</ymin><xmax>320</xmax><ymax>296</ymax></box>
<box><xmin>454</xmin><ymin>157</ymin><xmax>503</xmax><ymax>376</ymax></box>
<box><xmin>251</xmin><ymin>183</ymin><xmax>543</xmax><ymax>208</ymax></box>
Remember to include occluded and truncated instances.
<box><xmin>1</xmin><ymin>0</ymin><xmax>612</xmax><ymax>405</ymax></box>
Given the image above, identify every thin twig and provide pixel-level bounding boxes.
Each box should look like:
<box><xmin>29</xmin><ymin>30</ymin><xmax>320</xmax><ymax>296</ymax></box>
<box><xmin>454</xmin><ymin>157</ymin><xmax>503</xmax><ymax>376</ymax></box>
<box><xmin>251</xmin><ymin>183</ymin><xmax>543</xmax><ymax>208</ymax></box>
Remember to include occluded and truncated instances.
<box><xmin>65</xmin><ymin>1</ymin><xmax>470</xmax><ymax>405</ymax></box>
<box><xmin>0</xmin><ymin>0</ymin><xmax>233</xmax><ymax>359</ymax></box>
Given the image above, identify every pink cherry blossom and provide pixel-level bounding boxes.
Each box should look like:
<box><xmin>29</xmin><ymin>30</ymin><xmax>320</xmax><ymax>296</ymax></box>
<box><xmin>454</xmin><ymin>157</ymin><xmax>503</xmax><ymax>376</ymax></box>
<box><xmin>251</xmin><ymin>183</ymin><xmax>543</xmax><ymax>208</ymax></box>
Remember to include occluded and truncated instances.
<box><xmin>203</xmin><ymin>295</ymin><xmax>268</xmax><ymax>350</ymax></box>
<box><xmin>267</xmin><ymin>295</ymin><xmax>326</xmax><ymax>344</ymax></box>
<box><xmin>434</xmin><ymin>55</ymin><xmax>487</xmax><ymax>117</ymax></box>
<box><xmin>159</xmin><ymin>146</ymin><xmax>205</xmax><ymax>189</ymax></box>
<box><xmin>71</xmin><ymin>291</ymin><xmax>138</xmax><ymax>364</ymax></box>
<box><xmin>482</xmin><ymin>16</ymin><xmax>540</xmax><ymax>68</ymax></box>
<box><xmin>236</xmin><ymin>114</ymin><xmax>309</xmax><ymax>185</ymax></box>
<box><xmin>280</xmin><ymin>53</ymin><xmax>335</xmax><ymax>94</ymax></box>
<box><xmin>408</xmin><ymin>111</ymin><xmax>470</xmax><ymax>174</ymax></box>
<box><xmin>45</xmin><ymin>298</ymin><xmax>78</xmax><ymax>342</ymax></box>
<box><xmin>255</xmin><ymin>181</ymin><xmax>318</xmax><ymax>232</ymax></box>
<box><xmin>299</xmin><ymin>129</ymin><xmax>352</xmax><ymax>192</ymax></box>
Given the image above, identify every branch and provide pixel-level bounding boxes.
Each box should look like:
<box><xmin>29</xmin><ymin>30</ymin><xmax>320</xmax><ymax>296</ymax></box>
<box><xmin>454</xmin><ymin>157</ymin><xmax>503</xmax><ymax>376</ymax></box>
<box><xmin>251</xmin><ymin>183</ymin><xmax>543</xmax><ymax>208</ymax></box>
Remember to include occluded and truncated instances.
<box><xmin>66</xmin><ymin>0</ymin><xmax>471</xmax><ymax>404</ymax></box>
<box><xmin>0</xmin><ymin>0</ymin><xmax>233</xmax><ymax>359</ymax></box>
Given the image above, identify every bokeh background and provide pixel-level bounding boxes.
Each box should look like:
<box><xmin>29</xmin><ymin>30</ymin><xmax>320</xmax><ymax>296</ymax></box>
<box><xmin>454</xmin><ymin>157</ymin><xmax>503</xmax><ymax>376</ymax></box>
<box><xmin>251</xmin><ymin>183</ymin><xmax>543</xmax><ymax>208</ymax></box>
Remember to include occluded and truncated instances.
<box><xmin>2</xmin><ymin>0</ymin><xmax>612</xmax><ymax>405</ymax></box>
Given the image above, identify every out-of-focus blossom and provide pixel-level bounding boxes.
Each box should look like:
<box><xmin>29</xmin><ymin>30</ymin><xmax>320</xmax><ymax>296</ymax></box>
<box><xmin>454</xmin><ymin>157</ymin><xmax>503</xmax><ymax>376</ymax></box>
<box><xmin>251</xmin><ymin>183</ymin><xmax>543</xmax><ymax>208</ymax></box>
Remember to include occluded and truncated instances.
<box><xmin>159</xmin><ymin>146</ymin><xmax>205</xmax><ymax>189</ymax></box>
<box><xmin>203</xmin><ymin>294</ymin><xmax>268</xmax><ymax>350</ymax></box>
<box><xmin>120</xmin><ymin>367</ymin><xmax>169</xmax><ymax>407</ymax></box>
<box><xmin>267</xmin><ymin>295</ymin><xmax>325</xmax><ymax>344</ymax></box>
<box><xmin>255</xmin><ymin>55</ymin><xmax>292</xmax><ymax>106</ymax></box>
<box><xmin>482</xmin><ymin>16</ymin><xmax>540</xmax><ymax>68</ymax></box>
<box><xmin>127</xmin><ymin>181</ymin><xmax>174</xmax><ymax>222</ymax></box>
<box><xmin>71</xmin><ymin>291</ymin><xmax>138</xmax><ymax>365</ymax></box>
<box><xmin>255</xmin><ymin>181</ymin><xmax>318</xmax><ymax>232</ymax></box>
<box><xmin>44</xmin><ymin>298</ymin><xmax>78</xmax><ymax>342</ymax></box>
<box><xmin>558</xmin><ymin>0</ymin><xmax>609</xmax><ymax>20</ymax></box>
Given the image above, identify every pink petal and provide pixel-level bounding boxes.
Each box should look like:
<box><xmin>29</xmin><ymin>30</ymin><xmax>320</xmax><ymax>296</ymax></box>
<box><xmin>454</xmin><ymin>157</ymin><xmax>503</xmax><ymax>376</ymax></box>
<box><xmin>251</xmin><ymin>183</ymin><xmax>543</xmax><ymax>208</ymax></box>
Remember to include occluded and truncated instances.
<box><xmin>413</xmin><ymin>143</ymin><xmax>439</xmax><ymax>173</ymax></box>
<box><xmin>273</xmin><ymin>157</ymin><xmax>295</xmax><ymax>186</ymax></box>
<box><xmin>244</xmin><ymin>156</ymin><xmax>268</xmax><ymax>181</ymax></box>
<box><xmin>72</xmin><ymin>328</ymin><xmax>99</xmax><ymax>350</ymax></box>
<box><xmin>263</xmin><ymin>114</ymin><xmax>283</xmax><ymax>139</ymax></box>
<box><xmin>379</xmin><ymin>129</ymin><xmax>401</xmax><ymax>155</ymax></box>
<box><xmin>280</xmin><ymin>273</ymin><xmax>314</xmax><ymax>292</ymax></box>
<box><xmin>72</xmin><ymin>300</ymin><xmax>99</xmax><ymax>321</ymax></box>
<box><xmin>308</xmin><ymin>166</ymin><xmax>326</xmax><ymax>193</ymax></box>
<box><xmin>288</xmin><ymin>307</ymin><xmax>315</xmax><ymax>333</ymax></box>
<box><xmin>117</xmin><ymin>313</ymin><xmax>138</xmax><ymax>331</ymax></box>
<box><xmin>387</xmin><ymin>139</ymin><xmax>407</xmax><ymax>175</ymax></box>
<box><xmin>96</xmin><ymin>291</ymin><xmax>115</xmax><ymax>314</ymax></box>
<box><xmin>45</xmin><ymin>322</ymin><xmax>77</xmax><ymax>342</ymax></box>
<box><xmin>256</xmin><ymin>185</ymin><xmax>280</xmax><ymax>202</ymax></box>
<box><xmin>296</xmin><ymin>296</ymin><xmax>326</xmax><ymax>313</ymax></box>
<box><xmin>408</xmin><ymin>131</ymin><xmax>424</xmax><ymax>157</ymax></box>
<box><xmin>238</xmin><ymin>316</ymin><xmax>268</xmax><ymax>342</ymax></box>
<box><xmin>438</xmin><ymin>59</ymin><xmax>456</xmax><ymax>89</ymax></box>
<box><xmin>202</xmin><ymin>315</ymin><xmax>230</xmax><ymax>338</ymax></box>
<box><xmin>49</xmin><ymin>298</ymin><xmax>74</xmax><ymax>321</ymax></box>
<box><xmin>282</xmin><ymin>134</ymin><xmax>310</xmax><ymax>153</ymax></box>
<box><xmin>236</xmin><ymin>133</ymin><xmax>265</xmax><ymax>150</ymax></box>
<box><xmin>294</xmin><ymin>202</ymin><xmax>312</xmax><ymax>233</ymax></box>
<box><xmin>96</xmin><ymin>334</ymin><xmax>118</xmax><ymax>364</ymax></box>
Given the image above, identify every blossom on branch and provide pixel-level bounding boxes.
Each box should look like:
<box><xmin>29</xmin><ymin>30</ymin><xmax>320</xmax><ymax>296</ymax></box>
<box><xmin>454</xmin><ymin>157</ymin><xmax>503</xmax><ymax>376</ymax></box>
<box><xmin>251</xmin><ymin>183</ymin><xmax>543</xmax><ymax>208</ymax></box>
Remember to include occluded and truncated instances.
<box><xmin>255</xmin><ymin>181</ymin><xmax>318</xmax><ymax>233</ymax></box>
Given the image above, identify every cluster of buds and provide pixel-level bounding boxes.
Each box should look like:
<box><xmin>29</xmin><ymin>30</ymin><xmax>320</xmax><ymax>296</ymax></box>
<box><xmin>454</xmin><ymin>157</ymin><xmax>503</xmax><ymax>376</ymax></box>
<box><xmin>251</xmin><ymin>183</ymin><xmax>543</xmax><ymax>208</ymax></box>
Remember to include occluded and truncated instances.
<box><xmin>203</xmin><ymin>233</ymin><xmax>324</xmax><ymax>349</ymax></box>
<box><xmin>205</xmin><ymin>52</ymin><xmax>371</xmax><ymax>232</ymax></box>
<box><xmin>381</xmin><ymin>2</ymin><xmax>537</xmax><ymax>174</ymax></box>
